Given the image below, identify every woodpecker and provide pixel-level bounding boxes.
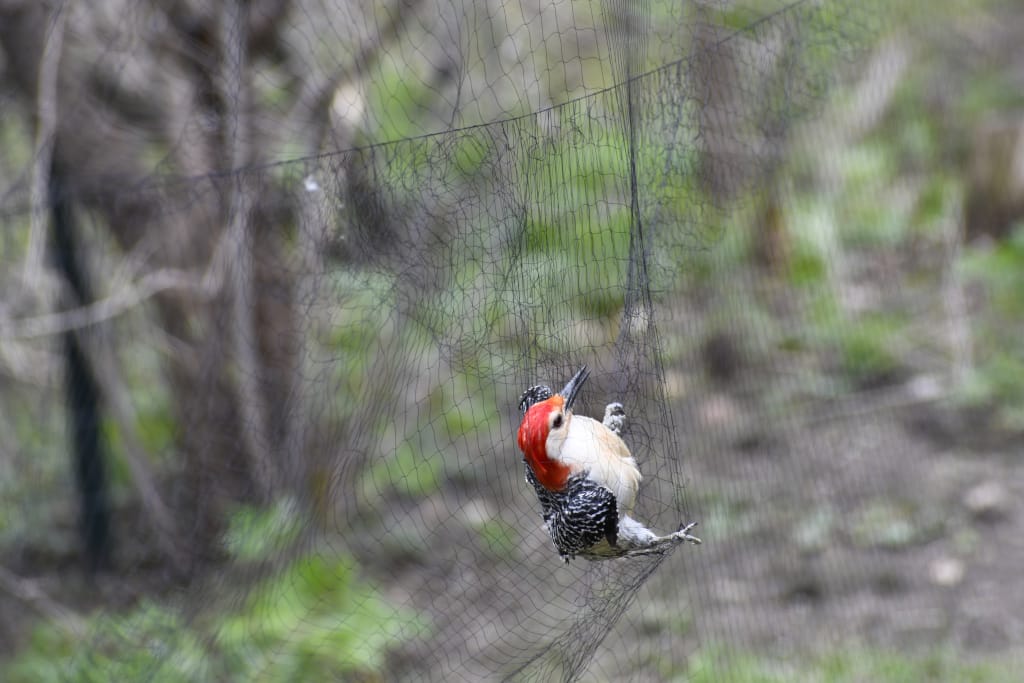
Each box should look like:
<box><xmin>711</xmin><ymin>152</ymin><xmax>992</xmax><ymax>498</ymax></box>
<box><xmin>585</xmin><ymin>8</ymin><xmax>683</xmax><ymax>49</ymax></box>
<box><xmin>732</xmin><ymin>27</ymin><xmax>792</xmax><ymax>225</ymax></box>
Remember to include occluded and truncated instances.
<box><xmin>517</xmin><ymin>366</ymin><xmax>701</xmax><ymax>562</ymax></box>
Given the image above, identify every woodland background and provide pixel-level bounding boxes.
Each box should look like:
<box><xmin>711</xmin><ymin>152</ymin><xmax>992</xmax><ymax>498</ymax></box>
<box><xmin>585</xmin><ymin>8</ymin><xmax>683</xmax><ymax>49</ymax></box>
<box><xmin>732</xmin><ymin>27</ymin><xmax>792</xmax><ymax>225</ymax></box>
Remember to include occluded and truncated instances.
<box><xmin>1</xmin><ymin>0</ymin><xmax>1023</xmax><ymax>680</ymax></box>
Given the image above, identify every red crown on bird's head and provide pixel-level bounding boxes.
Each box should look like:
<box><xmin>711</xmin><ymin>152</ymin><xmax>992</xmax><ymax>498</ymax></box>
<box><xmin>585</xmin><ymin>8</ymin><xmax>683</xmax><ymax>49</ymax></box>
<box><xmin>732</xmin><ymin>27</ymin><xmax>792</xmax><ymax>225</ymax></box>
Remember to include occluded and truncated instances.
<box><xmin>516</xmin><ymin>366</ymin><xmax>590</xmax><ymax>491</ymax></box>
<box><xmin>517</xmin><ymin>393</ymin><xmax>563</xmax><ymax>452</ymax></box>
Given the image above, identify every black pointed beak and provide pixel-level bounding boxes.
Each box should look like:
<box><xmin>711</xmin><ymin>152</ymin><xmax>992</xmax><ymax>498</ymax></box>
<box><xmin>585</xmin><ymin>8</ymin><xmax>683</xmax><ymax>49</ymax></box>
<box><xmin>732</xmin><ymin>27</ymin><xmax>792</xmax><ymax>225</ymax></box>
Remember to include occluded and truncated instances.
<box><xmin>559</xmin><ymin>365</ymin><xmax>590</xmax><ymax>411</ymax></box>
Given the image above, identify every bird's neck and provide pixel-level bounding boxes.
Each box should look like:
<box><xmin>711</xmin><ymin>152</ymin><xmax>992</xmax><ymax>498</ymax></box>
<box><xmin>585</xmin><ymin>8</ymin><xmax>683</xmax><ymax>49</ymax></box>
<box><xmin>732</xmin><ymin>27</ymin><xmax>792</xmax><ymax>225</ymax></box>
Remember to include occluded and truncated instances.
<box><xmin>525</xmin><ymin>449</ymin><xmax>570</xmax><ymax>491</ymax></box>
<box><xmin>517</xmin><ymin>420</ymin><xmax>570</xmax><ymax>491</ymax></box>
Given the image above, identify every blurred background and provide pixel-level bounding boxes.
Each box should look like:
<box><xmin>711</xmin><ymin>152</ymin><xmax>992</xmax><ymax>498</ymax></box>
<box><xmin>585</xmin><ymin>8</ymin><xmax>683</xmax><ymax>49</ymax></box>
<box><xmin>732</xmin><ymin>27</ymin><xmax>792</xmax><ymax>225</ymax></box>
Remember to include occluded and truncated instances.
<box><xmin>0</xmin><ymin>0</ymin><xmax>1023</xmax><ymax>680</ymax></box>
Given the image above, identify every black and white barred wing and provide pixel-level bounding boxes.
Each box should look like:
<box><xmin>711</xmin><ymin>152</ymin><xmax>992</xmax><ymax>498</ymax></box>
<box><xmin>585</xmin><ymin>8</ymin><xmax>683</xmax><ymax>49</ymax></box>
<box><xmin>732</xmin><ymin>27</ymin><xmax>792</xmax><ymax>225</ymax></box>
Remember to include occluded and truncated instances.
<box><xmin>525</xmin><ymin>466</ymin><xmax>618</xmax><ymax>561</ymax></box>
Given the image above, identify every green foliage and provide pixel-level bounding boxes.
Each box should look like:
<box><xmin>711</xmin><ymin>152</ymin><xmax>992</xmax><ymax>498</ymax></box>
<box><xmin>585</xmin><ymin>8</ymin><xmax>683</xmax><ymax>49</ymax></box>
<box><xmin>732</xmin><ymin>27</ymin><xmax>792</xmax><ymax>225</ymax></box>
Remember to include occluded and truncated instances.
<box><xmin>680</xmin><ymin>646</ymin><xmax>1019</xmax><ymax>683</ymax></box>
<box><xmin>959</xmin><ymin>224</ymin><xmax>1024</xmax><ymax>430</ymax></box>
<box><xmin>959</xmin><ymin>69</ymin><xmax>1024</xmax><ymax>121</ymax></box>
<box><xmin>223</xmin><ymin>498</ymin><xmax>302</xmax><ymax>563</ymax></box>
<box><xmin>364</xmin><ymin>55</ymin><xmax>439</xmax><ymax>143</ymax></box>
<box><xmin>696</xmin><ymin>493</ymin><xmax>759</xmax><ymax>541</ymax></box>
<box><xmin>837</xmin><ymin>314</ymin><xmax>903</xmax><ymax>386</ymax></box>
<box><xmin>4</xmin><ymin>603</ymin><xmax>208</xmax><ymax>683</ymax></box>
<box><xmin>791</xmin><ymin>505</ymin><xmax>837</xmax><ymax>553</ymax></box>
<box><xmin>787</xmin><ymin>243</ymin><xmax>828</xmax><ymax>287</ymax></box>
<box><xmin>838</xmin><ymin>145</ymin><xmax>914</xmax><ymax>246</ymax></box>
<box><xmin>327</xmin><ymin>270</ymin><xmax>398</xmax><ymax>418</ymax></box>
<box><xmin>850</xmin><ymin>497</ymin><xmax>944</xmax><ymax>549</ymax></box>
<box><xmin>100</xmin><ymin>332</ymin><xmax>181</xmax><ymax>492</ymax></box>
<box><xmin>682</xmin><ymin>648</ymin><xmax>792</xmax><ymax>683</ymax></box>
<box><xmin>440</xmin><ymin>371</ymin><xmax>500</xmax><ymax>440</ymax></box>
<box><xmin>0</xmin><ymin>112</ymin><xmax>33</xmax><ymax>199</ymax></box>
<box><xmin>516</xmin><ymin>118</ymin><xmax>633</xmax><ymax>330</ymax></box>
<box><xmin>217</xmin><ymin>554</ymin><xmax>428</xmax><ymax>681</ymax></box>
<box><xmin>3</xmin><ymin>551</ymin><xmax>427</xmax><ymax>683</ymax></box>
<box><xmin>360</xmin><ymin>440</ymin><xmax>444</xmax><ymax>500</ymax></box>
<box><xmin>220</xmin><ymin>517</ymin><xmax>429</xmax><ymax>681</ymax></box>
<box><xmin>961</xmin><ymin>353</ymin><xmax>1024</xmax><ymax>430</ymax></box>
<box><xmin>451</xmin><ymin>133</ymin><xmax>492</xmax><ymax>179</ymax></box>
<box><xmin>0</xmin><ymin>394</ymin><xmax>68</xmax><ymax>544</ymax></box>
<box><xmin>443</xmin><ymin>401</ymin><xmax>483</xmax><ymax>439</ymax></box>
<box><xmin>134</xmin><ymin>401</ymin><xmax>176</xmax><ymax>457</ymax></box>
<box><xmin>474</xmin><ymin>518</ymin><xmax>520</xmax><ymax>558</ymax></box>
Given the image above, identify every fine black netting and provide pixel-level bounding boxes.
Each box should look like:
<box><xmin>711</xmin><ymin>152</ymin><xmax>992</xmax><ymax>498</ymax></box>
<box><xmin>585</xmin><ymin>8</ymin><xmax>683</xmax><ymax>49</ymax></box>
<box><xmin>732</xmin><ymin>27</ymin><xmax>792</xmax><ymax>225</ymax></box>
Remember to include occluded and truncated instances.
<box><xmin>5</xmin><ymin>0</ymin><xmax>1016</xmax><ymax>681</ymax></box>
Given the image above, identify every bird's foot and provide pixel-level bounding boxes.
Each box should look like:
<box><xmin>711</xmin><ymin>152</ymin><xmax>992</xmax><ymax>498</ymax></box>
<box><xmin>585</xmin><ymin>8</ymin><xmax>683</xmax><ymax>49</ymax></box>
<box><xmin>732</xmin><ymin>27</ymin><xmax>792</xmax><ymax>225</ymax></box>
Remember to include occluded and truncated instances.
<box><xmin>671</xmin><ymin>521</ymin><xmax>702</xmax><ymax>545</ymax></box>
<box><xmin>580</xmin><ymin>522</ymin><xmax>702</xmax><ymax>560</ymax></box>
<box><xmin>602</xmin><ymin>402</ymin><xmax>627</xmax><ymax>435</ymax></box>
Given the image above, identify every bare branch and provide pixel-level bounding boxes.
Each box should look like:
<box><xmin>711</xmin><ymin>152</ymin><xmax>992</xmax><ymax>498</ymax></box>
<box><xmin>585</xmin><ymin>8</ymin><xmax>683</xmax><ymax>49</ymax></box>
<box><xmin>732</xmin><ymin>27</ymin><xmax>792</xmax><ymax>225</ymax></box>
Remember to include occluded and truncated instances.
<box><xmin>284</xmin><ymin>0</ymin><xmax>427</xmax><ymax>152</ymax></box>
<box><xmin>0</xmin><ymin>268</ymin><xmax>209</xmax><ymax>340</ymax></box>
<box><xmin>0</xmin><ymin>565</ymin><xmax>86</xmax><ymax>636</ymax></box>
<box><xmin>75</xmin><ymin>330</ymin><xmax>186</xmax><ymax>576</ymax></box>
<box><xmin>24</xmin><ymin>0</ymin><xmax>67</xmax><ymax>287</ymax></box>
<box><xmin>220</xmin><ymin>0</ymin><xmax>277</xmax><ymax>501</ymax></box>
<box><xmin>0</xmin><ymin>338</ymin><xmax>59</xmax><ymax>385</ymax></box>
<box><xmin>283</xmin><ymin>174</ymin><xmax>331</xmax><ymax>491</ymax></box>
<box><xmin>943</xmin><ymin>197</ymin><xmax>972</xmax><ymax>388</ymax></box>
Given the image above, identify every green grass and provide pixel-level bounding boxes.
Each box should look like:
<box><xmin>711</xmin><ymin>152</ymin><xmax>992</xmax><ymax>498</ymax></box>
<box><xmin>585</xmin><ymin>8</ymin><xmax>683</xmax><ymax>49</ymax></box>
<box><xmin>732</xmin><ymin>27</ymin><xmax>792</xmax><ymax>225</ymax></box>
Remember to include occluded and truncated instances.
<box><xmin>3</xmin><ymin>602</ymin><xmax>209</xmax><ymax>683</ymax></box>
<box><xmin>217</xmin><ymin>553</ymin><xmax>428</xmax><ymax>681</ymax></box>
<box><xmin>474</xmin><ymin>518</ymin><xmax>521</xmax><ymax>558</ymax></box>
<box><xmin>680</xmin><ymin>646</ymin><xmax>1020</xmax><ymax>683</ymax></box>
<box><xmin>222</xmin><ymin>497</ymin><xmax>302</xmax><ymax>563</ymax></box>
<box><xmin>3</xmin><ymin>543</ymin><xmax>428</xmax><ymax>683</ymax></box>
<box><xmin>959</xmin><ymin>225</ymin><xmax>1024</xmax><ymax>430</ymax></box>
<box><xmin>360</xmin><ymin>440</ymin><xmax>444</xmax><ymax>500</ymax></box>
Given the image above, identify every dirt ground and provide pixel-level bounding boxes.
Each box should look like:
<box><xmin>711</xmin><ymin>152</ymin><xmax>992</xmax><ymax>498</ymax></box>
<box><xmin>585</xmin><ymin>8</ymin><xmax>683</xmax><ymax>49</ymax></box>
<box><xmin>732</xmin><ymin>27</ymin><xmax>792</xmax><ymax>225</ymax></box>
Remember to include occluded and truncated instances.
<box><xmin>591</xmin><ymin>381</ymin><xmax>1024</xmax><ymax>679</ymax></box>
<box><xmin>2</xmin><ymin>312</ymin><xmax>1016</xmax><ymax>665</ymax></box>
<box><xmin>1</xmin><ymin>369</ymin><xmax>1021</xmax><ymax>681</ymax></box>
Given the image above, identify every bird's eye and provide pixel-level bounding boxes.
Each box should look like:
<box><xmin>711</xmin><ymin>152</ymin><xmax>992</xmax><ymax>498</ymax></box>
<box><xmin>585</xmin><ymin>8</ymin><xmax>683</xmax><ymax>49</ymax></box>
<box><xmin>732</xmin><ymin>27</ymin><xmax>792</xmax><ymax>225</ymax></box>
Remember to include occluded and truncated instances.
<box><xmin>552</xmin><ymin>414</ymin><xmax>564</xmax><ymax>429</ymax></box>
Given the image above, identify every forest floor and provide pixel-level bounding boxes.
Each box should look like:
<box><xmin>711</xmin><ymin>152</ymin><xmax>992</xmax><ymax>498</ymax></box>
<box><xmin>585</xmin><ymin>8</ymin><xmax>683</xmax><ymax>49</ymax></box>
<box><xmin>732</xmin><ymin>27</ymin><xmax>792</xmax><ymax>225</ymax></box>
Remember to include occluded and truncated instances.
<box><xmin>595</xmin><ymin>378</ymin><xmax>1024</xmax><ymax>679</ymax></box>
<box><xmin>1</xmin><ymin>362</ymin><xmax>1021</xmax><ymax>682</ymax></box>
<box><xmin>2</xmin><ymin>249</ymin><xmax>1022</xmax><ymax>682</ymax></box>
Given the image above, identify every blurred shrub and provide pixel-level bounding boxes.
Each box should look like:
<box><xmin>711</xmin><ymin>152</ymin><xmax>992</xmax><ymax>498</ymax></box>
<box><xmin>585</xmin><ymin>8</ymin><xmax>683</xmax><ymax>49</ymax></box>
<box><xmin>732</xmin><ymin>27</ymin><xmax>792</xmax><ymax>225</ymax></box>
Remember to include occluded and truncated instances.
<box><xmin>223</xmin><ymin>497</ymin><xmax>303</xmax><ymax>563</ymax></box>
<box><xmin>2</xmin><ymin>504</ymin><xmax>427</xmax><ymax>682</ymax></box>
<box><xmin>217</xmin><ymin>553</ymin><xmax>427</xmax><ymax>681</ymax></box>
<box><xmin>837</xmin><ymin>314</ymin><xmax>903</xmax><ymax>388</ymax></box>
<box><xmin>360</xmin><ymin>440</ymin><xmax>444</xmax><ymax>500</ymax></box>
<box><xmin>4</xmin><ymin>603</ymin><xmax>208</xmax><ymax>683</ymax></box>
<box><xmin>679</xmin><ymin>645</ymin><xmax>1019</xmax><ymax>683</ymax></box>
<box><xmin>959</xmin><ymin>224</ymin><xmax>1024</xmax><ymax>431</ymax></box>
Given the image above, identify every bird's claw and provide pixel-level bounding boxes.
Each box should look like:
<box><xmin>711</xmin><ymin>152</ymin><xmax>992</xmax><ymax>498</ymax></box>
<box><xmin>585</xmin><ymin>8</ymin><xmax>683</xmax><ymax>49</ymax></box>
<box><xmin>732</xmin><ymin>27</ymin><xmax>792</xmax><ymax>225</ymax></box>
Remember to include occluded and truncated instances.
<box><xmin>672</xmin><ymin>521</ymin><xmax>702</xmax><ymax>545</ymax></box>
<box><xmin>602</xmin><ymin>402</ymin><xmax>627</xmax><ymax>435</ymax></box>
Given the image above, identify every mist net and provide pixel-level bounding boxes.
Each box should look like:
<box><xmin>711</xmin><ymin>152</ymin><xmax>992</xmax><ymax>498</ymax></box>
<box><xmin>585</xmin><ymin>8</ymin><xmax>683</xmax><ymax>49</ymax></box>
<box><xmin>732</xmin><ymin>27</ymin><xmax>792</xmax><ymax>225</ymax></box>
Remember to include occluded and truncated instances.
<box><xmin>0</xmin><ymin>0</ymin><xmax>918</xmax><ymax>681</ymax></box>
